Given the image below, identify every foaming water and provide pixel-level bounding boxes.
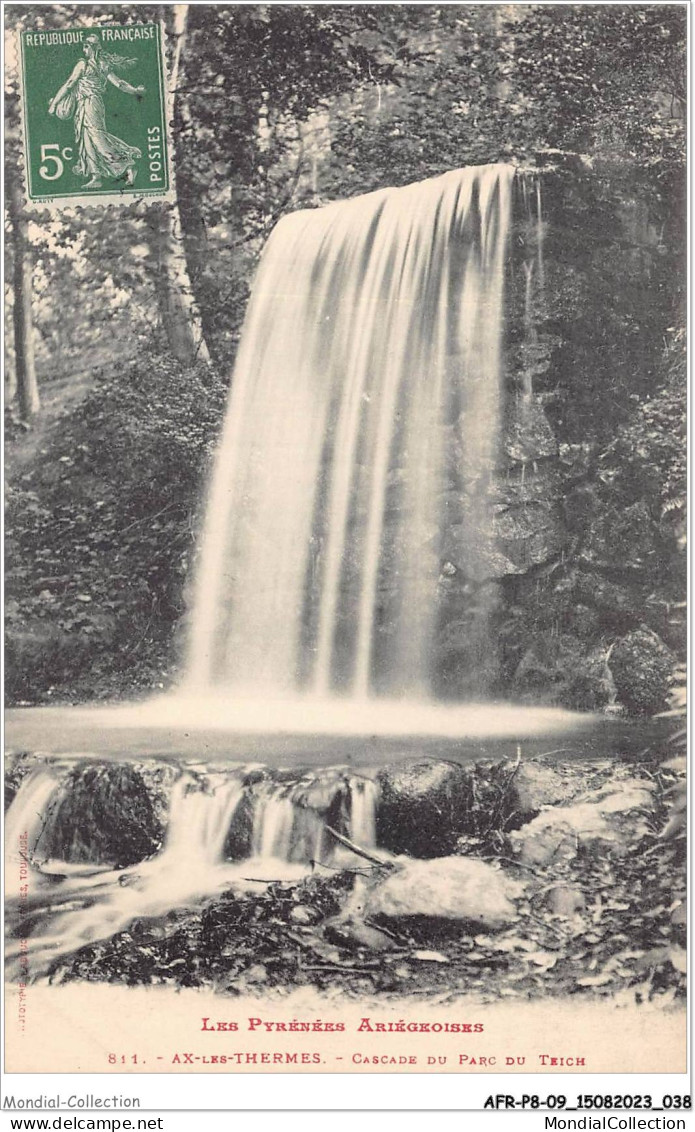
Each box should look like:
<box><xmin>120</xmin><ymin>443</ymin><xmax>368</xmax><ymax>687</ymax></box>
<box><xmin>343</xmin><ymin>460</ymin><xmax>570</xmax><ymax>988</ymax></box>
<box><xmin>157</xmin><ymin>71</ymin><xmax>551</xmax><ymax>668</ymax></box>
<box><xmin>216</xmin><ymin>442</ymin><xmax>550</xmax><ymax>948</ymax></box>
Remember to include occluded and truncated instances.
<box><xmin>5</xmin><ymin>763</ymin><xmax>380</xmax><ymax>978</ymax></box>
<box><xmin>4</xmin><ymin>768</ymin><xmax>66</xmax><ymax>895</ymax></box>
<box><xmin>78</xmin><ymin>692</ymin><xmax>596</xmax><ymax>740</ymax></box>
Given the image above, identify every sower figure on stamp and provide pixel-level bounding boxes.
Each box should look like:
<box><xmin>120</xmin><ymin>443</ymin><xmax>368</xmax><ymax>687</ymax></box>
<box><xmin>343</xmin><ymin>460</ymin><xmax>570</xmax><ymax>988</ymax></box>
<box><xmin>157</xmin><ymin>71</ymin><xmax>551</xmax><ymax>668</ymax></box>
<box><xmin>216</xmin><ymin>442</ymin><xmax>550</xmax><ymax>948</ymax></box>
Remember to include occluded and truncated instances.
<box><xmin>48</xmin><ymin>34</ymin><xmax>145</xmax><ymax>189</ymax></box>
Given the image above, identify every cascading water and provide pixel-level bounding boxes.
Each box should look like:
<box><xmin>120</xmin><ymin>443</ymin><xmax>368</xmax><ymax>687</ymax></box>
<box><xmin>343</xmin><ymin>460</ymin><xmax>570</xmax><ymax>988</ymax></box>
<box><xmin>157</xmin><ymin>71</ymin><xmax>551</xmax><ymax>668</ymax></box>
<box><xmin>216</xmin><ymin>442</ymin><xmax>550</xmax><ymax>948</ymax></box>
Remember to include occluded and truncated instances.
<box><xmin>163</xmin><ymin>773</ymin><xmax>246</xmax><ymax>868</ymax></box>
<box><xmin>187</xmin><ymin>163</ymin><xmax>514</xmax><ymax>700</ymax></box>
<box><xmin>4</xmin><ymin>768</ymin><xmax>66</xmax><ymax>894</ymax></box>
<box><xmin>4</xmin><ymin>760</ymin><xmax>380</xmax><ymax>976</ymax></box>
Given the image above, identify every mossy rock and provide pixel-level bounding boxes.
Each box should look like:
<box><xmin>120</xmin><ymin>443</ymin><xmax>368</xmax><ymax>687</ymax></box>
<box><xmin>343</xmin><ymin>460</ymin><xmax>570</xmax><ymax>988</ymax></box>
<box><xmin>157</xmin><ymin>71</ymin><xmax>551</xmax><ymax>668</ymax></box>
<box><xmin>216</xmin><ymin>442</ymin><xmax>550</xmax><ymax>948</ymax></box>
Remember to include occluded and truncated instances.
<box><xmin>376</xmin><ymin>760</ymin><xmax>476</xmax><ymax>857</ymax></box>
<box><xmin>43</xmin><ymin>762</ymin><xmax>164</xmax><ymax>866</ymax></box>
<box><xmin>609</xmin><ymin>628</ymin><xmax>674</xmax><ymax>715</ymax></box>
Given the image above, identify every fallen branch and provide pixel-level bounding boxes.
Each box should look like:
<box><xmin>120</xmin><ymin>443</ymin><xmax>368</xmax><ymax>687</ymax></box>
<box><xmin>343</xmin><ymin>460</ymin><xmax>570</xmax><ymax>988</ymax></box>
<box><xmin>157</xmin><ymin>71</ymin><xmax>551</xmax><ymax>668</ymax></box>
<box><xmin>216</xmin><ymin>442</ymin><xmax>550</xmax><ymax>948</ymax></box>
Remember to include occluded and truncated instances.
<box><xmin>324</xmin><ymin>826</ymin><xmax>390</xmax><ymax>869</ymax></box>
<box><xmin>311</xmin><ymin>859</ymin><xmax>376</xmax><ymax>878</ymax></box>
<box><xmin>239</xmin><ymin>877</ymin><xmax>293</xmax><ymax>884</ymax></box>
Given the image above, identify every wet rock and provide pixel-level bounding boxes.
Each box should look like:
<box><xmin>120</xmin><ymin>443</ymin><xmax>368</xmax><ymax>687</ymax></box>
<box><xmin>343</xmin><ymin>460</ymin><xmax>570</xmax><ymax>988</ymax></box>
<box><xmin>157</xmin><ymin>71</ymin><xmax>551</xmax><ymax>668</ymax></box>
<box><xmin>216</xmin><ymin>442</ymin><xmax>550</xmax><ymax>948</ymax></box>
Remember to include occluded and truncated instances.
<box><xmin>509</xmin><ymin>762</ymin><xmax>571</xmax><ymax>815</ymax></box>
<box><xmin>564</xmin><ymin>649</ymin><xmax>615</xmax><ymax>711</ymax></box>
<box><xmin>366</xmin><ymin>857</ymin><xmax>521</xmax><ymax>929</ymax></box>
<box><xmin>323</xmin><ymin>915</ymin><xmax>397</xmax><ymax>952</ymax></box>
<box><xmin>223</xmin><ymin>791</ymin><xmax>255</xmax><ymax>861</ymax></box>
<box><xmin>494</xmin><ymin>501</ymin><xmax>566</xmax><ymax>571</ymax></box>
<box><xmin>510</xmin><ymin>634</ymin><xmax>614</xmax><ymax>711</ymax></box>
<box><xmin>609</xmin><ymin>628</ymin><xmax>674</xmax><ymax>715</ymax></box>
<box><xmin>508</xmin><ymin>781</ymin><xmax>655</xmax><ymax>867</ymax></box>
<box><xmin>512</xmin><ymin>644</ymin><xmax>560</xmax><ymax>698</ymax></box>
<box><xmin>133</xmin><ymin>761</ymin><xmax>180</xmax><ymax>832</ymax></box>
<box><xmin>291</xmin><ymin>772</ymin><xmax>350</xmax><ymax>826</ymax></box>
<box><xmin>376</xmin><ymin>760</ymin><xmax>475</xmax><ymax>857</ymax></box>
<box><xmin>491</xmin><ymin>463</ymin><xmax>562</xmax><ymax>508</ymax></box>
<box><xmin>435</xmin><ymin>606</ymin><xmax>503</xmax><ymax>699</ymax></box>
<box><xmin>439</xmin><ymin>522</ymin><xmax>523</xmax><ymax>580</ymax></box>
<box><xmin>243</xmin><ymin>767</ymin><xmax>275</xmax><ymax>787</ymax></box>
<box><xmin>511</xmin><ymin>634</ymin><xmax>583</xmax><ymax>700</ymax></box>
<box><xmin>42</xmin><ymin>762</ymin><xmax>164</xmax><ymax>867</ymax></box>
<box><xmin>504</xmin><ymin>396</ymin><xmax>558</xmax><ymax>463</ymax></box>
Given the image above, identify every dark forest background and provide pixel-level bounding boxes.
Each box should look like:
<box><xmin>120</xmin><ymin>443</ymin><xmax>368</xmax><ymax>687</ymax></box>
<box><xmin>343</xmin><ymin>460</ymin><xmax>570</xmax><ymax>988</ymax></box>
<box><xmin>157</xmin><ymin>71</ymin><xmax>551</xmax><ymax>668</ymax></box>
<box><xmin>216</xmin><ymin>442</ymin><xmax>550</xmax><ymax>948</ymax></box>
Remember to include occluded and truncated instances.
<box><xmin>4</xmin><ymin>3</ymin><xmax>686</xmax><ymax>712</ymax></box>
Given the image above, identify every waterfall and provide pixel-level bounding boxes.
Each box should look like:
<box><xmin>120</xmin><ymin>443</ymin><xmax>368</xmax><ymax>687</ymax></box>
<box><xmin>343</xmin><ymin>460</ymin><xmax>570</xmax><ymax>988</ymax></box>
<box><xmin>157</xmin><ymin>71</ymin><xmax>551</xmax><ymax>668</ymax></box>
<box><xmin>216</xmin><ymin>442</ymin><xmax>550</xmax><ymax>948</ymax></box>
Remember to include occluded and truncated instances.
<box><xmin>349</xmin><ymin>776</ymin><xmax>379</xmax><ymax>849</ymax></box>
<box><xmin>159</xmin><ymin>772</ymin><xmax>245</xmax><ymax>878</ymax></box>
<box><xmin>251</xmin><ymin>786</ymin><xmax>299</xmax><ymax>860</ymax></box>
<box><xmin>247</xmin><ymin>771</ymin><xmax>380</xmax><ymax>863</ymax></box>
<box><xmin>187</xmin><ymin>164</ymin><xmax>514</xmax><ymax>700</ymax></box>
<box><xmin>4</xmin><ymin>768</ymin><xmax>65</xmax><ymax>878</ymax></box>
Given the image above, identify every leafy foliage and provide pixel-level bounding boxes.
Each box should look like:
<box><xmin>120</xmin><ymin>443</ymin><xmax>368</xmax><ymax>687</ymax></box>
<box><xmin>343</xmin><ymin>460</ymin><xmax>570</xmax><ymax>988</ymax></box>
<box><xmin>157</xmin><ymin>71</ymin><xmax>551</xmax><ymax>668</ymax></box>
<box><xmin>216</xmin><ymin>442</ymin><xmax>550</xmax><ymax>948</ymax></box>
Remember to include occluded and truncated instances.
<box><xmin>6</xmin><ymin>353</ymin><xmax>228</xmax><ymax>701</ymax></box>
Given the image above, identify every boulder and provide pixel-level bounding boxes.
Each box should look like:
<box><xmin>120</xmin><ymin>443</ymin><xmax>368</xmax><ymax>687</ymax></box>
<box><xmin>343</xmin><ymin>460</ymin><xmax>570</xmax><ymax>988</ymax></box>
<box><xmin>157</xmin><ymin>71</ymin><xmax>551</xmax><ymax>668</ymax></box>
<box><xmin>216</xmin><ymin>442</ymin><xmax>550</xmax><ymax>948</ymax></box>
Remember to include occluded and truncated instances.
<box><xmin>508</xmin><ymin>804</ymin><xmax>616</xmax><ymax>866</ymax></box>
<box><xmin>564</xmin><ymin>649</ymin><xmax>615</xmax><ymax>711</ymax></box>
<box><xmin>366</xmin><ymin>857</ymin><xmax>521</xmax><ymax>929</ymax></box>
<box><xmin>508</xmin><ymin>783</ymin><xmax>655</xmax><ymax>866</ymax></box>
<box><xmin>494</xmin><ymin>500</ymin><xmax>566</xmax><ymax>572</ymax></box>
<box><xmin>323</xmin><ymin>915</ymin><xmax>397</xmax><ymax>952</ymax></box>
<box><xmin>609</xmin><ymin>628</ymin><xmax>674</xmax><ymax>715</ymax></box>
<box><xmin>223</xmin><ymin>790</ymin><xmax>256</xmax><ymax>861</ymax></box>
<box><xmin>132</xmin><ymin>761</ymin><xmax>180</xmax><ymax>832</ymax></box>
<box><xmin>377</xmin><ymin>758</ymin><xmax>578</xmax><ymax>855</ymax></box>
<box><xmin>509</xmin><ymin>762</ymin><xmax>571</xmax><ymax>815</ymax></box>
<box><xmin>510</xmin><ymin>634</ymin><xmax>615</xmax><ymax>711</ymax></box>
<box><xmin>376</xmin><ymin>760</ymin><xmax>476</xmax><ymax>857</ymax></box>
<box><xmin>42</xmin><ymin>762</ymin><xmax>164</xmax><ymax>867</ymax></box>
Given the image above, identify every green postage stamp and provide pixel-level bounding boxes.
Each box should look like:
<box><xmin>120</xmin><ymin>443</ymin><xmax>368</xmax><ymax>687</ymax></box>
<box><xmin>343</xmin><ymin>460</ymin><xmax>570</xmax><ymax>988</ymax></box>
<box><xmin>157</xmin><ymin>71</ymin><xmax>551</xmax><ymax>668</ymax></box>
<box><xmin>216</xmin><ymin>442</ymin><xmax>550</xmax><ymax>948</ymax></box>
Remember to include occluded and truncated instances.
<box><xmin>18</xmin><ymin>23</ymin><xmax>174</xmax><ymax>208</ymax></box>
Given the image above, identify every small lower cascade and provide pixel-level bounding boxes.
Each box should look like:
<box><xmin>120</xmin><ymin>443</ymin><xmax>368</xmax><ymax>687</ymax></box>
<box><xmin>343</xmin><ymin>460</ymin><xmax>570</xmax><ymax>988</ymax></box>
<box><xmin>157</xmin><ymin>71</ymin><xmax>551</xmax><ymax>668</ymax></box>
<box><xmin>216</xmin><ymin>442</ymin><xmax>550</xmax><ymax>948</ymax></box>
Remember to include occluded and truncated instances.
<box><xmin>4</xmin><ymin>760</ymin><xmax>380</xmax><ymax>979</ymax></box>
<box><xmin>251</xmin><ymin>785</ymin><xmax>329</xmax><ymax>864</ymax></box>
<box><xmin>349</xmin><ymin>776</ymin><xmax>379</xmax><ymax>849</ymax></box>
<box><xmin>248</xmin><ymin>771</ymin><xmax>375</xmax><ymax>864</ymax></box>
<box><xmin>164</xmin><ymin>773</ymin><xmax>246</xmax><ymax>869</ymax></box>
<box><xmin>4</xmin><ymin>768</ymin><xmax>67</xmax><ymax>893</ymax></box>
<box><xmin>251</xmin><ymin>786</ymin><xmax>299</xmax><ymax>860</ymax></box>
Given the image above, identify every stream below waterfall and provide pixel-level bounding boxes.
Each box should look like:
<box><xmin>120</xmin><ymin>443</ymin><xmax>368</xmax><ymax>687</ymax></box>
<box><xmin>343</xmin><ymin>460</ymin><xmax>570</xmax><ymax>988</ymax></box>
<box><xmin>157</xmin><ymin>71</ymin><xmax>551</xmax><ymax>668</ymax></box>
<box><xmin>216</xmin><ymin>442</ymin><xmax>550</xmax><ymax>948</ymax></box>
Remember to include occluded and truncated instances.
<box><xmin>4</xmin><ymin>705</ymin><xmax>668</xmax><ymax>984</ymax></box>
<box><xmin>4</xmin><ymin>758</ymin><xmax>380</xmax><ymax>978</ymax></box>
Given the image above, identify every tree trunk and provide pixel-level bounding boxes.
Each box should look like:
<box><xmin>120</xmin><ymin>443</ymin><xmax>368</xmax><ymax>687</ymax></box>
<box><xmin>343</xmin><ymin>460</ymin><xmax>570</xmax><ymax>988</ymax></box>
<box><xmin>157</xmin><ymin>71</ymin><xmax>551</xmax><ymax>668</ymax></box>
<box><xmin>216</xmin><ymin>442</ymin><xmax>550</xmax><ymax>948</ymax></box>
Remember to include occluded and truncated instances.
<box><xmin>169</xmin><ymin>7</ymin><xmax>218</xmax><ymax>360</ymax></box>
<box><xmin>154</xmin><ymin>4</ymin><xmax>210</xmax><ymax>365</ymax></box>
<box><xmin>7</xmin><ymin>172</ymin><xmax>40</xmax><ymax>420</ymax></box>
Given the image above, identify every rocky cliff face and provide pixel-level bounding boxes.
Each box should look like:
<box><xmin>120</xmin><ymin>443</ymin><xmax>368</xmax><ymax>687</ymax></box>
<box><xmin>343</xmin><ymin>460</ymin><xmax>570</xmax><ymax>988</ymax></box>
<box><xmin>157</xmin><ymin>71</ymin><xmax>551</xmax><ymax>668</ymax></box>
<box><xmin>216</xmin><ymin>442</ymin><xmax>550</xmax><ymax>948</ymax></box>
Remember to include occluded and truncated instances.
<box><xmin>434</xmin><ymin>169</ymin><xmax>683</xmax><ymax>715</ymax></box>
